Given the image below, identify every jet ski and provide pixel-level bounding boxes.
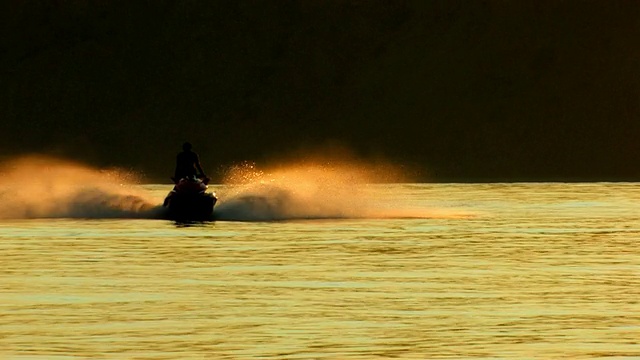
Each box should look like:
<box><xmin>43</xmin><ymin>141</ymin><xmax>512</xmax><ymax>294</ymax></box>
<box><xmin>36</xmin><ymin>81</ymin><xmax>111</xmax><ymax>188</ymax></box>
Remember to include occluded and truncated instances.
<box><xmin>163</xmin><ymin>176</ymin><xmax>217</xmax><ymax>220</ymax></box>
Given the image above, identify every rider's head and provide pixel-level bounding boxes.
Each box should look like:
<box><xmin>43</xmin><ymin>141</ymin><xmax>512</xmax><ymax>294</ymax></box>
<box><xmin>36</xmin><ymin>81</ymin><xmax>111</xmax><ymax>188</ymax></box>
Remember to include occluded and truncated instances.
<box><xmin>182</xmin><ymin>142</ymin><xmax>192</xmax><ymax>151</ymax></box>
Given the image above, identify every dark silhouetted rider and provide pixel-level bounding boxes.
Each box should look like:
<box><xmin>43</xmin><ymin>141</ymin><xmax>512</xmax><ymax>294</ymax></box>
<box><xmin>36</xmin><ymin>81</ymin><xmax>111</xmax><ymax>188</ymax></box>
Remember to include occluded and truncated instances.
<box><xmin>174</xmin><ymin>142</ymin><xmax>206</xmax><ymax>181</ymax></box>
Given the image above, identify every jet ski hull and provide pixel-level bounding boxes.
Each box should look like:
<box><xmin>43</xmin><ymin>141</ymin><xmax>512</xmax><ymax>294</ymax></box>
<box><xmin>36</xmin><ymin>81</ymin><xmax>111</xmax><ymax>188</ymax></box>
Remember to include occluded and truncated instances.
<box><xmin>163</xmin><ymin>177</ymin><xmax>217</xmax><ymax>221</ymax></box>
<box><xmin>164</xmin><ymin>192</ymin><xmax>216</xmax><ymax>220</ymax></box>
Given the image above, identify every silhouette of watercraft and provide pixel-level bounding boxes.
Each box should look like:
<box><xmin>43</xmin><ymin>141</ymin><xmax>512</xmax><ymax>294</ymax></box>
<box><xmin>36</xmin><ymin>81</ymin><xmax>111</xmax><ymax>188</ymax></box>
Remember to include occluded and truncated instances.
<box><xmin>163</xmin><ymin>176</ymin><xmax>216</xmax><ymax>220</ymax></box>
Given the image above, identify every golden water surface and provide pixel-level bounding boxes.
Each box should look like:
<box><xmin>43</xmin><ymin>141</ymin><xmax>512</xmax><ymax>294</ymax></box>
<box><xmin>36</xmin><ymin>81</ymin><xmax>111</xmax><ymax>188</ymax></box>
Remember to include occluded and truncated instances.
<box><xmin>1</xmin><ymin>183</ymin><xmax>639</xmax><ymax>358</ymax></box>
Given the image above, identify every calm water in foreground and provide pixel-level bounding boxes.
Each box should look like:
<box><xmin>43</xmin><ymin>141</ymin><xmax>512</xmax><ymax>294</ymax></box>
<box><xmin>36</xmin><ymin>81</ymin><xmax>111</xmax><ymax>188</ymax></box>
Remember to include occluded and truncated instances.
<box><xmin>1</xmin><ymin>183</ymin><xmax>639</xmax><ymax>359</ymax></box>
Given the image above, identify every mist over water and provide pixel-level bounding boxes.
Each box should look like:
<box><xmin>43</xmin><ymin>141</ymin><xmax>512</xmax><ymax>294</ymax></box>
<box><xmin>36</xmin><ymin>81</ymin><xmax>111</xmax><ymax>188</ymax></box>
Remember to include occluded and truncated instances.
<box><xmin>0</xmin><ymin>156</ymin><xmax>461</xmax><ymax>221</ymax></box>
<box><xmin>213</xmin><ymin>161</ymin><xmax>462</xmax><ymax>221</ymax></box>
<box><xmin>0</xmin><ymin>156</ymin><xmax>160</xmax><ymax>219</ymax></box>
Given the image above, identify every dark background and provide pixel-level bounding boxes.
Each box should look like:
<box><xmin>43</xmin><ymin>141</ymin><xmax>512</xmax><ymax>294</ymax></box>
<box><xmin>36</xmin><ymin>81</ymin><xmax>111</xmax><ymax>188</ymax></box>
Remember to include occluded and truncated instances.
<box><xmin>2</xmin><ymin>0</ymin><xmax>639</xmax><ymax>182</ymax></box>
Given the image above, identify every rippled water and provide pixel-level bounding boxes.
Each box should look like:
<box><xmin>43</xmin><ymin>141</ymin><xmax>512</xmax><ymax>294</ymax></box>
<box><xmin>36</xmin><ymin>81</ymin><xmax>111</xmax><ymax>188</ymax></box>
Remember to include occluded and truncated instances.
<box><xmin>1</xmin><ymin>183</ymin><xmax>639</xmax><ymax>359</ymax></box>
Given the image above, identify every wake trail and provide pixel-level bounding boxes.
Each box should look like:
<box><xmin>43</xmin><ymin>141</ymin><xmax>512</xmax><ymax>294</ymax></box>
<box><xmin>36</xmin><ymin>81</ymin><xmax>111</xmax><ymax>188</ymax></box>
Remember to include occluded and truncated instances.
<box><xmin>0</xmin><ymin>156</ymin><xmax>162</xmax><ymax>219</ymax></box>
<box><xmin>212</xmin><ymin>161</ymin><xmax>468</xmax><ymax>221</ymax></box>
<box><xmin>0</xmin><ymin>155</ymin><xmax>469</xmax><ymax>222</ymax></box>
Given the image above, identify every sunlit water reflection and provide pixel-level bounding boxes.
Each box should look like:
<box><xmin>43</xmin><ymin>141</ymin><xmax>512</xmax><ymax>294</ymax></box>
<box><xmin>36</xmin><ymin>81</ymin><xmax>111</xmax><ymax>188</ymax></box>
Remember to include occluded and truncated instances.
<box><xmin>1</xmin><ymin>183</ymin><xmax>639</xmax><ymax>358</ymax></box>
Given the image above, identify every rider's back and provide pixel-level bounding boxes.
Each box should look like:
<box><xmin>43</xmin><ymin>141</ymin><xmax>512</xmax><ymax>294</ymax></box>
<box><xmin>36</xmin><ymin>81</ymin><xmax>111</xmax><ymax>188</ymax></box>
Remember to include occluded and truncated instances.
<box><xmin>175</xmin><ymin>150</ymin><xmax>200</xmax><ymax>179</ymax></box>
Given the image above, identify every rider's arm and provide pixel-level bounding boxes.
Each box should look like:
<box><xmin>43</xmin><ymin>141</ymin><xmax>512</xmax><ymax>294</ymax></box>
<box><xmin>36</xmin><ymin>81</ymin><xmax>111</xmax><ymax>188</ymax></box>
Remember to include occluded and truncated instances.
<box><xmin>195</xmin><ymin>154</ymin><xmax>206</xmax><ymax>177</ymax></box>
